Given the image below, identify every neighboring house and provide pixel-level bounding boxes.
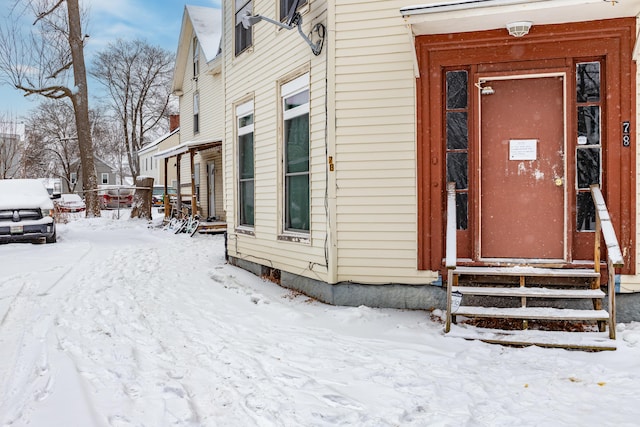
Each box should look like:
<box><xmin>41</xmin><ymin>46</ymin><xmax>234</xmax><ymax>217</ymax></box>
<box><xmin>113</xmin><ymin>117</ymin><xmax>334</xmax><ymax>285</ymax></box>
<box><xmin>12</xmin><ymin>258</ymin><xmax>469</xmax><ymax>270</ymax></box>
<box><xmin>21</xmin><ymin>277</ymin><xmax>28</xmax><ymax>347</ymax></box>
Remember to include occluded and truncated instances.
<box><xmin>158</xmin><ymin>5</ymin><xmax>225</xmax><ymax>221</ymax></box>
<box><xmin>139</xmin><ymin>115</ymin><xmax>180</xmax><ymax>187</ymax></box>
<box><xmin>177</xmin><ymin>1</ymin><xmax>638</xmax><ymax>314</ymax></box>
<box><xmin>64</xmin><ymin>157</ymin><xmax>117</xmax><ymax>194</ymax></box>
<box><xmin>0</xmin><ymin>121</ymin><xmax>25</xmax><ymax>179</ymax></box>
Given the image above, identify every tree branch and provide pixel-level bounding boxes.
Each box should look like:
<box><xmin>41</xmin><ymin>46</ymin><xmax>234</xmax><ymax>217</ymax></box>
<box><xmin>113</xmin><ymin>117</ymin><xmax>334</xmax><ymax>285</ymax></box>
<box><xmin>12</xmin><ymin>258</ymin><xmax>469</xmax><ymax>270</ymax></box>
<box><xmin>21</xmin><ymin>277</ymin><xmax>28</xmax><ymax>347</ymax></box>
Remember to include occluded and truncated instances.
<box><xmin>47</xmin><ymin>59</ymin><xmax>73</xmax><ymax>79</ymax></box>
<box><xmin>33</xmin><ymin>0</ymin><xmax>66</xmax><ymax>25</ymax></box>
<box><xmin>15</xmin><ymin>83</ymin><xmax>72</xmax><ymax>99</ymax></box>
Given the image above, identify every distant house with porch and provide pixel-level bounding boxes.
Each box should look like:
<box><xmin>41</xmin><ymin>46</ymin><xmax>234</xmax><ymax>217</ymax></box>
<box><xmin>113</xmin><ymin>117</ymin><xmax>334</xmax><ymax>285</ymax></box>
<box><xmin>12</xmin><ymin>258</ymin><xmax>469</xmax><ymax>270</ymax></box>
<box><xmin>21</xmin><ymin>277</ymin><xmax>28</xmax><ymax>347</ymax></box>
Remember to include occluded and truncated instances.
<box><xmin>160</xmin><ymin>5</ymin><xmax>224</xmax><ymax>221</ymax></box>
<box><xmin>139</xmin><ymin>115</ymin><xmax>180</xmax><ymax>189</ymax></box>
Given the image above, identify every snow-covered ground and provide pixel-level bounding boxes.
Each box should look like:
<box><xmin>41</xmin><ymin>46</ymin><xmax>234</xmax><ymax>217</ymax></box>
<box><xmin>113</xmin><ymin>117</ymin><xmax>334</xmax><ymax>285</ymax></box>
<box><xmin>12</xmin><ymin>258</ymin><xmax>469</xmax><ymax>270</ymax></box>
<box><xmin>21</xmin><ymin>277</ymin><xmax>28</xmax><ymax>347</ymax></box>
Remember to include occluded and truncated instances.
<box><xmin>2</xmin><ymin>210</ymin><xmax>640</xmax><ymax>426</ymax></box>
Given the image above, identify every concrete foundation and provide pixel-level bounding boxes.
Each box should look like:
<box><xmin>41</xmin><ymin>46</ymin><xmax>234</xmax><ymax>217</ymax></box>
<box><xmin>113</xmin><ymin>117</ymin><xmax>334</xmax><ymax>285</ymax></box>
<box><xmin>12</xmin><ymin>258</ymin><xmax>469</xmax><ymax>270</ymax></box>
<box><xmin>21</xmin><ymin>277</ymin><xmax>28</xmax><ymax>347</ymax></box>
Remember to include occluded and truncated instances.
<box><xmin>228</xmin><ymin>256</ymin><xmax>640</xmax><ymax>323</ymax></box>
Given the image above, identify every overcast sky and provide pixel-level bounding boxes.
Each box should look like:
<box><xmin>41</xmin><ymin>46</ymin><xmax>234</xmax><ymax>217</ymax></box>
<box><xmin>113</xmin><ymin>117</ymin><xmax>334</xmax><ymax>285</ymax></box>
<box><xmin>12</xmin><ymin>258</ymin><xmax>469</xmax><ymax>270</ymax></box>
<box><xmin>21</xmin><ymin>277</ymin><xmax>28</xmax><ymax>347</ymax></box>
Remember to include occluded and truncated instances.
<box><xmin>0</xmin><ymin>0</ymin><xmax>221</xmax><ymax>120</ymax></box>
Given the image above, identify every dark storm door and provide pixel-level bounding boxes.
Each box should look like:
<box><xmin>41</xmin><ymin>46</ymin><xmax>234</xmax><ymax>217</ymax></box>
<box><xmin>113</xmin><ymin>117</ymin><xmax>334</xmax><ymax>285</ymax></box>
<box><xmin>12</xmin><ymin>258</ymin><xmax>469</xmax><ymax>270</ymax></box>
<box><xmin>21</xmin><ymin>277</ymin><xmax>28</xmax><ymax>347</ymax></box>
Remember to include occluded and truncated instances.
<box><xmin>479</xmin><ymin>75</ymin><xmax>567</xmax><ymax>260</ymax></box>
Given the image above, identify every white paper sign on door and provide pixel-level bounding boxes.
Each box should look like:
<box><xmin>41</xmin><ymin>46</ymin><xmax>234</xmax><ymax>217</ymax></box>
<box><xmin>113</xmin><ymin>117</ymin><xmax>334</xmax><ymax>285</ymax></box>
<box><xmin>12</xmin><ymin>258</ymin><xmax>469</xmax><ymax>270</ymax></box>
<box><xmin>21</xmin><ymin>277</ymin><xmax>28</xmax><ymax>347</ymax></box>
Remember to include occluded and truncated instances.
<box><xmin>509</xmin><ymin>139</ymin><xmax>537</xmax><ymax>161</ymax></box>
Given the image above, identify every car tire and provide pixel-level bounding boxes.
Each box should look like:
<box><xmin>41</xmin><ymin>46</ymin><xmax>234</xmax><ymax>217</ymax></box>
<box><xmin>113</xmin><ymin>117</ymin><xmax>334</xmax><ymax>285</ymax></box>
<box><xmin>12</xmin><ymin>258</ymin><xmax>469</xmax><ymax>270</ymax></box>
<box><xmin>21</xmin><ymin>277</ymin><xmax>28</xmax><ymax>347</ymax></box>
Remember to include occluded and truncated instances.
<box><xmin>46</xmin><ymin>229</ymin><xmax>57</xmax><ymax>244</ymax></box>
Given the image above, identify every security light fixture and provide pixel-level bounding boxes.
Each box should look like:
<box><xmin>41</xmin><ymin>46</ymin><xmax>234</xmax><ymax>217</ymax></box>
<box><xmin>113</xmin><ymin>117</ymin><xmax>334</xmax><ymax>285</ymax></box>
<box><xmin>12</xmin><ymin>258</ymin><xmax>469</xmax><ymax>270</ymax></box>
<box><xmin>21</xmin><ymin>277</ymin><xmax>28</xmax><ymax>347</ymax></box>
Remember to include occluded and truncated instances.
<box><xmin>475</xmin><ymin>81</ymin><xmax>495</xmax><ymax>95</ymax></box>
<box><xmin>506</xmin><ymin>21</ymin><xmax>532</xmax><ymax>37</ymax></box>
<box><xmin>241</xmin><ymin>5</ymin><xmax>325</xmax><ymax>56</ymax></box>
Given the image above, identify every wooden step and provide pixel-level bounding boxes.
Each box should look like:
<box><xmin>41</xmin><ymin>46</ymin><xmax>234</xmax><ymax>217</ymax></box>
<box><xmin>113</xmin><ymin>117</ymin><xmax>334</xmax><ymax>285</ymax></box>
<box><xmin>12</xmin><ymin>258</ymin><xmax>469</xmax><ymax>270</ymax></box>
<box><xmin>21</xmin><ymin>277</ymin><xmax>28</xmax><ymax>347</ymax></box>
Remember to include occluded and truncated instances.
<box><xmin>447</xmin><ymin>324</ymin><xmax>616</xmax><ymax>351</ymax></box>
<box><xmin>452</xmin><ymin>286</ymin><xmax>605</xmax><ymax>299</ymax></box>
<box><xmin>453</xmin><ymin>306</ymin><xmax>609</xmax><ymax>321</ymax></box>
<box><xmin>452</xmin><ymin>266</ymin><xmax>599</xmax><ymax>278</ymax></box>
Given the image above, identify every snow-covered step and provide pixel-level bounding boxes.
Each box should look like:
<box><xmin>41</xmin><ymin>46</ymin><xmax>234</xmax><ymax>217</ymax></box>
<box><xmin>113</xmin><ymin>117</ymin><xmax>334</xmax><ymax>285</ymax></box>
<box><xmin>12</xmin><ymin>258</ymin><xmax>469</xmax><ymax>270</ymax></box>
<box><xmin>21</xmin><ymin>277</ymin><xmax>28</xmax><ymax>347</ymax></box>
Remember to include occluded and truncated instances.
<box><xmin>447</xmin><ymin>324</ymin><xmax>617</xmax><ymax>351</ymax></box>
<box><xmin>452</xmin><ymin>266</ymin><xmax>599</xmax><ymax>278</ymax></box>
<box><xmin>453</xmin><ymin>306</ymin><xmax>609</xmax><ymax>321</ymax></box>
<box><xmin>451</xmin><ymin>286</ymin><xmax>605</xmax><ymax>299</ymax></box>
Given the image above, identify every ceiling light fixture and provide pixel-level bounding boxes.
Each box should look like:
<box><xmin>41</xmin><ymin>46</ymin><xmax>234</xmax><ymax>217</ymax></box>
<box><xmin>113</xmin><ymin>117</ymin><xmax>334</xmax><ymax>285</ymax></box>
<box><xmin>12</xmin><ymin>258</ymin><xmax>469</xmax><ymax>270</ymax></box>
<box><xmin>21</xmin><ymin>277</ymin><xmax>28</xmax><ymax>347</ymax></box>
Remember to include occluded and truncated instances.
<box><xmin>506</xmin><ymin>21</ymin><xmax>532</xmax><ymax>37</ymax></box>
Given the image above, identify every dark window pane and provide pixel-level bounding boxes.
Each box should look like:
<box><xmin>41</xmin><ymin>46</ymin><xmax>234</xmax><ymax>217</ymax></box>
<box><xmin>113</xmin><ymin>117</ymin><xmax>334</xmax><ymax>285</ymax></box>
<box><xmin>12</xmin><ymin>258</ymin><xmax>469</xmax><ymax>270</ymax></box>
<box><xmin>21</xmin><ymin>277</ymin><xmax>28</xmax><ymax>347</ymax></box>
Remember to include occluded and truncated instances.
<box><xmin>576</xmin><ymin>62</ymin><xmax>600</xmax><ymax>103</ymax></box>
<box><xmin>235</xmin><ymin>1</ymin><xmax>252</xmax><ymax>56</ymax></box>
<box><xmin>239</xmin><ymin>133</ymin><xmax>254</xmax><ymax>179</ymax></box>
<box><xmin>285</xmin><ymin>91</ymin><xmax>309</xmax><ymax>110</ymax></box>
<box><xmin>239</xmin><ymin>180</ymin><xmax>254</xmax><ymax>226</ymax></box>
<box><xmin>446</xmin><ymin>111</ymin><xmax>468</xmax><ymax>150</ymax></box>
<box><xmin>286</xmin><ymin>174</ymin><xmax>309</xmax><ymax>231</ymax></box>
<box><xmin>446</xmin><ymin>152</ymin><xmax>468</xmax><ymax>190</ymax></box>
<box><xmin>576</xmin><ymin>192</ymin><xmax>595</xmax><ymax>231</ymax></box>
<box><xmin>576</xmin><ymin>148</ymin><xmax>600</xmax><ymax>189</ymax></box>
<box><xmin>280</xmin><ymin>0</ymin><xmax>308</xmax><ymax>21</ymax></box>
<box><xmin>456</xmin><ymin>192</ymin><xmax>468</xmax><ymax>230</ymax></box>
<box><xmin>285</xmin><ymin>114</ymin><xmax>309</xmax><ymax>173</ymax></box>
<box><xmin>446</xmin><ymin>71</ymin><xmax>467</xmax><ymax>109</ymax></box>
<box><xmin>578</xmin><ymin>106</ymin><xmax>600</xmax><ymax>145</ymax></box>
<box><xmin>238</xmin><ymin>113</ymin><xmax>253</xmax><ymax>128</ymax></box>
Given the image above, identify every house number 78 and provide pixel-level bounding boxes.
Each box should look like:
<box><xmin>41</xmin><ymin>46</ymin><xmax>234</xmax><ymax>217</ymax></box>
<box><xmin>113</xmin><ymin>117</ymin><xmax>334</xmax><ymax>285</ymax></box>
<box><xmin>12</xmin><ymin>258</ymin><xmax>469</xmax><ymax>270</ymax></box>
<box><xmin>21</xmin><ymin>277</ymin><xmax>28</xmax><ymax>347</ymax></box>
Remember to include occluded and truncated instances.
<box><xmin>622</xmin><ymin>121</ymin><xmax>630</xmax><ymax>147</ymax></box>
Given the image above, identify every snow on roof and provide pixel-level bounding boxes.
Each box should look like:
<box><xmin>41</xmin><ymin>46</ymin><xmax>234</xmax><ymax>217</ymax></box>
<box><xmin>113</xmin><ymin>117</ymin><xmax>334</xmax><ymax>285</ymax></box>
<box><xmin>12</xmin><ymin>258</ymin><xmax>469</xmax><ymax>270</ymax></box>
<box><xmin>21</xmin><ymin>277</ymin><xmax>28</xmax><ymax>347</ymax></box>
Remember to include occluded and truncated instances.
<box><xmin>138</xmin><ymin>127</ymin><xmax>180</xmax><ymax>154</ymax></box>
<box><xmin>185</xmin><ymin>5</ymin><xmax>221</xmax><ymax>62</ymax></box>
<box><xmin>154</xmin><ymin>136</ymin><xmax>222</xmax><ymax>159</ymax></box>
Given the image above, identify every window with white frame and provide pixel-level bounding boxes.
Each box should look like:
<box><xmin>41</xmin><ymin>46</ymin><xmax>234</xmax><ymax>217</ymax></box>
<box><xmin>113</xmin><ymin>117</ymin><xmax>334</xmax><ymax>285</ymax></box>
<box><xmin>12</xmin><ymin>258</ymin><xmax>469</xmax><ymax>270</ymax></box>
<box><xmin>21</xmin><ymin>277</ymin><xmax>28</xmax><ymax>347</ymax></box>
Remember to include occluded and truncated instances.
<box><xmin>193</xmin><ymin>92</ymin><xmax>200</xmax><ymax>134</ymax></box>
<box><xmin>193</xmin><ymin>36</ymin><xmax>200</xmax><ymax>77</ymax></box>
<box><xmin>282</xmin><ymin>74</ymin><xmax>310</xmax><ymax>233</ymax></box>
<box><xmin>235</xmin><ymin>0</ymin><xmax>252</xmax><ymax>56</ymax></box>
<box><xmin>101</xmin><ymin>173</ymin><xmax>109</xmax><ymax>185</ymax></box>
<box><xmin>237</xmin><ymin>100</ymin><xmax>254</xmax><ymax>227</ymax></box>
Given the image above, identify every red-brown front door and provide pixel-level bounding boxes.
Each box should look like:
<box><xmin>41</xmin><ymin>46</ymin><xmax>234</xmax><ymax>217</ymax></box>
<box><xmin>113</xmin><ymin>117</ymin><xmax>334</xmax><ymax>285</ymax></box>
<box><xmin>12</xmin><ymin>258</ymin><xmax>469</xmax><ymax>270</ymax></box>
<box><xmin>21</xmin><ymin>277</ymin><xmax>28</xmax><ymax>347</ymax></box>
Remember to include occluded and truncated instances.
<box><xmin>480</xmin><ymin>75</ymin><xmax>566</xmax><ymax>260</ymax></box>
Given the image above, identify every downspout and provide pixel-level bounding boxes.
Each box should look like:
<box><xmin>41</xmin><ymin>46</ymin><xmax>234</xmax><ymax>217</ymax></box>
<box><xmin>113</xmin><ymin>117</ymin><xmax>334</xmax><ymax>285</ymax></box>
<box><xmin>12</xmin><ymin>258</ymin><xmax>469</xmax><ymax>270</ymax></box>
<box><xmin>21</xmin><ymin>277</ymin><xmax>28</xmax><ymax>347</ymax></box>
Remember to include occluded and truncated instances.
<box><xmin>325</xmin><ymin>1</ymin><xmax>338</xmax><ymax>285</ymax></box>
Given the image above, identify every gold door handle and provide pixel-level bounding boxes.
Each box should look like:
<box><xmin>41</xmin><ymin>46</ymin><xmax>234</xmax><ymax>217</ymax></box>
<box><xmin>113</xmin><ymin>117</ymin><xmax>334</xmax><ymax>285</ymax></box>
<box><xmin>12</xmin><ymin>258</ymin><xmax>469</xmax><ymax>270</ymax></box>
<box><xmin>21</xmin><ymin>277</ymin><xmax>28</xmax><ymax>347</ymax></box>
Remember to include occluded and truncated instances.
<box><xmin>554</xmin><ymin>177</ymin><xmax>564</xmax><ymax>187</ymax></box>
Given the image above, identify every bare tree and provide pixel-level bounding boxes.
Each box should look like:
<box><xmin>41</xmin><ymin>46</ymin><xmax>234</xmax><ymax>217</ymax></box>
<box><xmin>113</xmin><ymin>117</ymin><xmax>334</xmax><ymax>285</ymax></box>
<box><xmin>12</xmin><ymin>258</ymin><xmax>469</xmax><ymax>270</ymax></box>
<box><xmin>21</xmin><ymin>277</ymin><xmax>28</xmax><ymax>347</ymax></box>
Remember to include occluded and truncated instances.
<box><xmin>25</xmin><ymin>99</ymin><xmax>81</xmax><ymax>191</ymax></box>
<box><xmin>91</xmin><ymin>38</ymin><xmax>174</xmax><ymax>182</ymax></box>
<box><xmin>0</xmin><ymin>0</ymin><xmax>100</xmax><ymax>216</ymax></box>
<box><xmin>0</xmin><ymin>114</ymin><xmax>26</xmax><ymax>179</ymax></box>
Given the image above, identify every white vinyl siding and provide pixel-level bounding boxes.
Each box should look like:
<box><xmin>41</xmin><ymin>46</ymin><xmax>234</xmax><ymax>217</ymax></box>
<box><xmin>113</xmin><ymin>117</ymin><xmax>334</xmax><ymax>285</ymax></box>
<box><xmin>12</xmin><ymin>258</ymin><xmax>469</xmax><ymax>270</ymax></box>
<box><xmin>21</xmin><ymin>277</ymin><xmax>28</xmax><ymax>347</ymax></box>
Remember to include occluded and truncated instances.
<box><xmin>223</xmin><ymin>0</ymin><xmax>329</xmax><ymax>281</ymax></box>
<box><xmin>333</xmin><ymin>1</ymin><xmax>434</xmax><ymax>283</ymax></box>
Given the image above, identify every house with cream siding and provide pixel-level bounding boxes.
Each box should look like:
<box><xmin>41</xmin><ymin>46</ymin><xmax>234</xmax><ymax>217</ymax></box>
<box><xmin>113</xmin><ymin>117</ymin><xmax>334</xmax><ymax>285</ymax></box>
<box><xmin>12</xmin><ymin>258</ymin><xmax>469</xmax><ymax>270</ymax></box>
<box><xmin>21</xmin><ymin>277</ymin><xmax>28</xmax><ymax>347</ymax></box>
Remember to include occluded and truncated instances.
<box><xmin>162</xmin><ymin>5</ymin><xmax>225</xmax><ymax>221</ymax></box>
<box><xmin>138</xmin><ymin>115</ymin><xmax>180</xmax><ymax>187</ymax></box>
<box><xmin>213</xmin><ymin>0</ymin><xmax>640</xmax><ymax>325</ymax></box>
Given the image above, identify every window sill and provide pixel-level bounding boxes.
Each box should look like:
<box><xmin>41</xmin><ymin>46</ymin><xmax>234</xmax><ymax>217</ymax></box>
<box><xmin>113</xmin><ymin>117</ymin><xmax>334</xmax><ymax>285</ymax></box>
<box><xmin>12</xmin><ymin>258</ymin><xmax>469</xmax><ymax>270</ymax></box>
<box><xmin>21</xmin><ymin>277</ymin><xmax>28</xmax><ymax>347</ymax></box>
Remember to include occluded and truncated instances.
<box><xmin>278</xmin><ymin>232</ymin><xmax>310</xmax><ymax>244</ymax></box>
<box><xmin>235</xmin><ymin>226</ymin><xmax>255</xmax><ymax>236</ymax></box>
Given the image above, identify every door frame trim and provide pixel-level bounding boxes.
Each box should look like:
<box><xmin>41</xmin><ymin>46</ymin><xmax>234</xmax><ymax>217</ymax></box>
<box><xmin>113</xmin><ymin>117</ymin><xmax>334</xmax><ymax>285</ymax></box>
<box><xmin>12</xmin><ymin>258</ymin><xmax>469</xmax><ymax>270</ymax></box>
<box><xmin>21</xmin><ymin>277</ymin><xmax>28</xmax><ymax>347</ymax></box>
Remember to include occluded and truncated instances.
<box><xmin>415</xmin><ymin>18</ymin><xmax>636</xmax><ymax>275</ymax></box>
<box><xmin>477</xmin><ymin>72</ymin><xmax>569</xmax><ymax>263</ymax></box>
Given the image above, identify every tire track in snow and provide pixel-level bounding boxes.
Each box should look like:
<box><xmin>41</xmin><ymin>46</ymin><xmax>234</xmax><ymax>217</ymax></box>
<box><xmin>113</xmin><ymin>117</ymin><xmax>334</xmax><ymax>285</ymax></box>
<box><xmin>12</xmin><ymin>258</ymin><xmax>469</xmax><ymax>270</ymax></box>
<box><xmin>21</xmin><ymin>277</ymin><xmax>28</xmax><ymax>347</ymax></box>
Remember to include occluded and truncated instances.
<box><xmin>0</xmin><ymin>241</ymin><xmax>94</xmax><ymax>426</ymax></box>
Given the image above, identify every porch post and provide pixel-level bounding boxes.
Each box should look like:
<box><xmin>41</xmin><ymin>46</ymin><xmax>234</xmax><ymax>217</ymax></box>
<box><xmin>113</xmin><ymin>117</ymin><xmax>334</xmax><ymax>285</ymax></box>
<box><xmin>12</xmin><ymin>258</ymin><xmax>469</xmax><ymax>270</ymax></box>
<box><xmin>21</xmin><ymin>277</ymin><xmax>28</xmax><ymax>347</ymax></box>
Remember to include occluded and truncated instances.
<box><xmin>190</xmin><ymin>148</ymin><xmax>197</xmax><ymax>216</ymax></box>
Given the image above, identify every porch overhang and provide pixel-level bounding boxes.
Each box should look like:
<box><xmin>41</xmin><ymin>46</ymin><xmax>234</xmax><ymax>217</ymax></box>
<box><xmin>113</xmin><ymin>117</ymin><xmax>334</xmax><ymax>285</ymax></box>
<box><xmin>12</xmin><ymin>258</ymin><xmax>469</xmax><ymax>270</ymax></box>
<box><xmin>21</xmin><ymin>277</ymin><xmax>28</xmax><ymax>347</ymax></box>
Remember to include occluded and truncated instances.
<box><xmin>401</xmin><ymin>0</ymin><xmax>640</xmax><ymax>36</ymax></box>
<box><xmin>154</xmin><ymin>137</ymin><xmax>222</xmax><ymax>159</ymax></box>
<box><xmin>154</xmin><ymin>137</ymin><xmax>222</xmax><ymax>218</ymax></box>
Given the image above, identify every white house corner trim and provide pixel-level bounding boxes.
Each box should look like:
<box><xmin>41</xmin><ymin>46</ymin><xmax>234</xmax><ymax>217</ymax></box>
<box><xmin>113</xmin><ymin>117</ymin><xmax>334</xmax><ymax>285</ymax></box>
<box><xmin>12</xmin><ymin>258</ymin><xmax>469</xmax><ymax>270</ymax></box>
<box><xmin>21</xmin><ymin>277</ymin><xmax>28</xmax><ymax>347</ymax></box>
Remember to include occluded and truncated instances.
<box><xmin>403</xmin><ymin>21</ymin><xmax>420</xmax><ymax>79</ymax></box>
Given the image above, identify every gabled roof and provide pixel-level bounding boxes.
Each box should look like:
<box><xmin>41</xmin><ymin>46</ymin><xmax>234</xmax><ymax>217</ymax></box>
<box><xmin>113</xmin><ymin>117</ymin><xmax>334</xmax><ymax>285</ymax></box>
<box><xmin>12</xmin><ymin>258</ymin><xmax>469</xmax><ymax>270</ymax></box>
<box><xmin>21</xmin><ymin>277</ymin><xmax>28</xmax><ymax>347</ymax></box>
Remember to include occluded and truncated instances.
<box><xmin>138</xmin><ymin>127</ymin><xmax>180</xmax><ymax>155</ymax></box>
<box><xmin>172</xmin><ymin>5</ymin><xmax>222</xmax><ymax>93</ymax></box>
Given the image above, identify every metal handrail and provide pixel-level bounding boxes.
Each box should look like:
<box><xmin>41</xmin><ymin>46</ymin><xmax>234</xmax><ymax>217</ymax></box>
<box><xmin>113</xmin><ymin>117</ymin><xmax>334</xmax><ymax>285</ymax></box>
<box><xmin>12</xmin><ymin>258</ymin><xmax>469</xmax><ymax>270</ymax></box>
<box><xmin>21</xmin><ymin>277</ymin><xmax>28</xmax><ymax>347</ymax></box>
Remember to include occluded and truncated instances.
<box><xmin>591</xmin><ymin>184</ymin><xmax>623</xmax><ymax>339</ymax></box>
<box><xmin>445</xmin><ymin>182</ymin><xmax>457</xmax><ymax>332</ymax></box>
